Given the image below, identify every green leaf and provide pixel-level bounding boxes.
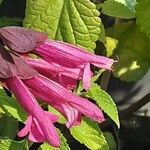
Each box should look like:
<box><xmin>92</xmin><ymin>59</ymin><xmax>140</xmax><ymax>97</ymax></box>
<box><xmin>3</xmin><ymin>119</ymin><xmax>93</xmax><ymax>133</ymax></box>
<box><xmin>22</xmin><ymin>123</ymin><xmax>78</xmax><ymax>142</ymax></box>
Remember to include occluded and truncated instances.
<box><xmin>0</xmin><ymin>17</ymin><xmax>22</xmax><ymax>27</ymax></box>
<box><xmin>102</xmin><ymin>0</ymin><xmax>135</xmax><ymax>19</ymax></box>
<box><xmin>114</xmin><ymin>0</ymin><xmax>137</xmax><ymax>11</ymax></box>
<box><xmin>87</xmin><ymin>83</ymin><xmax>118</xmax><ymax>123</ymax></box>
<box><xmin>70</xmin><ymin>117</ymin><xmax>109</xmax><ymax>150</ymax></box>
<box><xmin>40</xmin><ymin>129</ymin><xmax>70</xmax><ymax>150</ymax></box>
<box><xmin>0</xmin><ymin>115</ymin><xmax>18</xmax><ymax>139</ymax></box>
<box><xmin>0</xmin><ymin>139</ymin><xmax>28</xmax><ymax>150</ymax></box>
<box><xmin>23</xmin><ymin>0</ymin><xmax>101</xmax><ymax>52</ymax></box>
<box><xmin>107</xmin><ymin>22</ymin><xmax>150</xmax><ymax>81</ymax></box>
<box><xmin>103</xmin><ymin>132</ymin><xmax>117</xmax><ymax>150</ymax></box>
<box><xmin>104</xmin><ymin>37</ymin><xmax>118</xmax><ymax>57</ymax></box>
<box><xmin>86</xmin><ymin>83</ymin><xmax>119</xmax><ymax>128</ymax></box>
<box><xmin>136</xmin><ymin>0</ymin><xmax>150</xmax><ymax>38</ymax></box>
<box><xmin>0</xmin><ymin>89</ymin><xmax>27</xmax><ymax>122</ymax></box>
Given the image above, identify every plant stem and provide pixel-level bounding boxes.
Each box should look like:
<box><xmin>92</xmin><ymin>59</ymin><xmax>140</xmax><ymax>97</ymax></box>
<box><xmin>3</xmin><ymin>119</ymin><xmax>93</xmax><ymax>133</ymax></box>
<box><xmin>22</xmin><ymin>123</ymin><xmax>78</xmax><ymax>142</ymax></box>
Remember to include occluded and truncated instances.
<box><xmin>100</xmin><ymin>71</ymin><xmax>111</xmax><ymax>91</ymax></box>
<box><xmin>120</xmin><ymin>92</ymin><xmax>150</xmax><ymax>119</ymax></box>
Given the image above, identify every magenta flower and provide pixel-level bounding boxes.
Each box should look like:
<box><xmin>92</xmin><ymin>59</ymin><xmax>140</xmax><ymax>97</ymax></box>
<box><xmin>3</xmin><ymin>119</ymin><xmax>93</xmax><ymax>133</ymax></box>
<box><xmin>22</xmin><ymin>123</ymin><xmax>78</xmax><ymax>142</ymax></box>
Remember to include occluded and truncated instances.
<box><xmin>0</xmin><ymin>26</ymin><xmax>115</xmax><ymax>148</ymax></box>
<box><xmin>23</xmin><ymin>75</ymin><xmax>105</xmax><ymax>128</ymax></box>
<box><xmin>35</xmin><ymin>41</ymin><xmax>114</xmax><ymax>90</ymax></box>
<box><xmin>26</xmin><ymin>58</ymin><xmax>82</xmax><ymax>89</ymax></box>
<box><xmin>6</xmin><ymin>76</ymin><xmax>60</xmax><ymax>147</ymax></box>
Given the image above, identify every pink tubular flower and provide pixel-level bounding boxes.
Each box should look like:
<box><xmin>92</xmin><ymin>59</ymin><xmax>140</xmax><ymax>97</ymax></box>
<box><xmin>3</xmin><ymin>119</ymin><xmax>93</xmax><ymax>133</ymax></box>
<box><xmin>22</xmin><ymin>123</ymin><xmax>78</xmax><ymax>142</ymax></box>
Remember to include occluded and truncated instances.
<box><xmin>26</xmin><ymin>58</ymin><xmax>82</xmax><ymax>89</ymax></box>
<box><xmin>6</xmin><ymin>76</ymin><xmax>60</xmax><ymax>147</ymax></box>
<box><xmin>34</xmin><ymin>40</ymin><xmax>114</xmax><ymax>90</ymax></box>
<box><xmin>23</xmin><ymin>75</ymin><xmax>105</xmax><ymax>128</ymax></box>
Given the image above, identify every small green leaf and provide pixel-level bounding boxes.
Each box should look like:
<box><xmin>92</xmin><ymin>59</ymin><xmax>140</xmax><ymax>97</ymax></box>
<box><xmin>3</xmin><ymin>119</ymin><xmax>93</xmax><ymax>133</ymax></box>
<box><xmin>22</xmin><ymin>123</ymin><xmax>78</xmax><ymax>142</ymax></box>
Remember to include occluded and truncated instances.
<box><xmin>136</xmin><ymin>0</ymin><xmax>150</xmax><ymax>38</ymax></box>
<box><xmin>107</xmin><ymin>22</ymin><xmax>150</xmax><ymax>81</ymax></box>
<box><xmin>0</xmin><ymin>139</ymin><xmax>28</xmax><ymax>150</ymax></box>
<box><xmin>71</xmin><ymin>117</ymin><xmax>109</xmax><ymax>150</ymax></box>
<box><xmin>0</xmin><ymin>17</ymin><xmax>22</xmax><ymax>27</ymax></box>
<box><xmin>105</xmin><ymin>37</ymin><xmax>118</xmax><ymax>57</ymax></box>
<box><xmin>24</xmin><ymin>0</ymin><xmax>101</xmax><ymax>52</ymax></box>
<box><xmin>0</xmin><ymin>115</ymin><xmax>18</xmax><ymax>139</ymax></box>
<box><xmin>40</xmin><ymin>129</ymin><xmax>70</xmax><ymax>150</ymax></box>
<box><xmin>102</xmin><ymin>0</ymin><xmax>135</xmax><ymax>19</ymax></box>
<box><xmin>86</xmin><ymin>83</ymin><xmax>120</xmax><ymax>128</ymax></box>
<box><xmin>103</xmin><ymin>132</ymin><xmax>117</xmax><ymax>150</ymax></box>
<box><xmin>0</xmin><ymin>89</ymin><xmax>27</xmax><ymax>122</ymax></box>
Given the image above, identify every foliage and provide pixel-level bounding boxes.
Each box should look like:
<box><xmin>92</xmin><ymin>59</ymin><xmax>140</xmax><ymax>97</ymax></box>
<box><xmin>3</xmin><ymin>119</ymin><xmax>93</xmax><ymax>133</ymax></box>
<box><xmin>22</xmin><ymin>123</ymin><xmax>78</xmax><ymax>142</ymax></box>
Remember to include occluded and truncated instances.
<box><xmin>70</xmin><ymin>117</ymin><xmax>109</xmax><ymax>150</ymax></box>
<box><xmin>23</xmin><ymin>0</ymin><xmax>101</xmax><ymax>52</ymax></box>
<box><xmin>0</xmin><ymin>0</ymin><xmax>150</xmax><ymax>149</ymax></box>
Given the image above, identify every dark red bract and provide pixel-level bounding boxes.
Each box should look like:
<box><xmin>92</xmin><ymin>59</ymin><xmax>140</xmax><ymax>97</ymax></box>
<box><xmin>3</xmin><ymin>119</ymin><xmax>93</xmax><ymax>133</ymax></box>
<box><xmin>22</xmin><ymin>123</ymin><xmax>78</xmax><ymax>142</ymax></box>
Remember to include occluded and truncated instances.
<box><xmin>0</xmin><ymin>45</ymin><xmax>37</xmax><ymax>79</ymax></box>
<box><xmin>0</xmin><ymin>26</ymin><xmax>48</xmax><ymax>53</ymax></box>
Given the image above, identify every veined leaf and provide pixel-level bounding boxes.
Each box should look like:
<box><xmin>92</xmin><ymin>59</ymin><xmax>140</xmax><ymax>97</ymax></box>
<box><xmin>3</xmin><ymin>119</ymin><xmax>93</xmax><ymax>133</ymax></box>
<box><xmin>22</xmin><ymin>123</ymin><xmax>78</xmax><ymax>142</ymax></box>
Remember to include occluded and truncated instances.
<box><xmin>86</xmin><ymin>83</ymin><xmax>119</xmax><ymax>128</ymax></box>
<box><xmin>40</xmin><ymin>129</ymin><xmax>70</xmax><ymax>150</ymax></box>
<box><xmin>23</xmin><ymin>0</ymin><xmax>101</xmax><ymax>52</ymax></box>
<box><xmin>102</xmin><ymin>0</ymin><xmax>135</xmax><ymax>19</ymax></box>
<box><xmin>0</xmin><ymin>89</ymin><xmax>27</xmax><ymax>122</ymax></box>
<box><xmin>0</xmin><ymin>139</ymin><xmax>28</xmax><ymax>150</ymax></box>
<box><xmin>107</xmin><ymin>22</ymin><xmax>150</xmax><ymax>81</ymax></box>
<box><xmin>70</xmin><ymin>117</ymin><xmax>109</xmax><ymax>150</ymax></box>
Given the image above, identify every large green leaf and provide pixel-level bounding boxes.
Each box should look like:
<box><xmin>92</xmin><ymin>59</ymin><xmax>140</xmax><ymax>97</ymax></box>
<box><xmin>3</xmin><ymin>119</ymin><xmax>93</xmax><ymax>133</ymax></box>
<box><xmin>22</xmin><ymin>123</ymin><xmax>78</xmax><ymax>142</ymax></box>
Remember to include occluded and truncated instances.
<box><xmin>102</xmin><ymin>0</ymin><xmax>135</xmax><ymax>19</ymax></box>
<box><xmin>86</xmin><ymin>83</ymin><xmax>119</xmax><ymax>128</ymax></box>
<box><xmin>0</xmin><ymin>89</ymin><xmax>27</xmax><ymax>122</ymax></box>
<box><xmin>107</xmin><ymin>22</ymin><xmax>150</xmax><ymax>81</ymax></box>
<box><xmin>0</xmin><ymin>139</ymin><xmax>28</xmax><ymax>150</ymax></box>
<box><xmin>70</xmin><ymin>117</ymin><xmax>109</xmax><ymax>150</ymax></box>
<box><xmin>0</xmin><ymin>115</ymin><xmax>18</xmax><ymax>139</ymax></box>
<box><xmin>23</xmin><ymin>0</ymin><xmax>101</xmax><ymax>52</ymax></box>
<box><xmin>40</xmin><ymin>129</ymin><xmax>70</xmax><ymax>150</ymax></box>
<box><xmin>136</xmin><ymin>0</ymin><xmax>150</xmax><ymax>38</ymax></box>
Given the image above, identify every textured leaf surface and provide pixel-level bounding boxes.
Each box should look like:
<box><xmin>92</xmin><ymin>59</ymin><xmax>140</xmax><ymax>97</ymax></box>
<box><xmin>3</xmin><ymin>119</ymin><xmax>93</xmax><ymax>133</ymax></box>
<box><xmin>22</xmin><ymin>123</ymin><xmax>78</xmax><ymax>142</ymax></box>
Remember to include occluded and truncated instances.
<box><xmin>40</xmin><ymin>129</ymin><xmax>70</xmax><ymax>150</ymax></box>
<box><xmin>102</xmin><ymin>0</ymin><xmax>135</xmax><ymax>18</ymax></box>
<box><xmin>136</xmin><ymin>0</ymin><xmax>150</xmax><ymax>38</ymax></box>
<box><xmin>0</xmin><ymin>139</ymin><xmax>28</xmax><ymax>150</ymax></box>
<box><xmin>70</xmin><ymin>117</ymin><xmax>109</xmax><ymax>150</ymax></box>
<box><xmin>0</xmin><ymin>89</ymin><xmax>27</xmax><ymax>122</ymax></box>
<box><xmin>0</xmin><ymin>17</ymin><xmax>22</xmax><ymax>27</ymax></box>
<box><xmin>107</xmin><ymin>22</ymin><xmax>150</xmax><ymax>81</ymax></box>
<box><xmin>24</xmin><ymin>0</ymin><xmax>101</xmax><ymax>51</ymax></box>
<box><xmin>0</xmin><ymin>115</ymin><xmax>18</xmax><ymax>139</ymax></box>
<box><xmin>86</xmin><ymin>83</ymin><xmax>119</xmax><ymax>127</ymax></box>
